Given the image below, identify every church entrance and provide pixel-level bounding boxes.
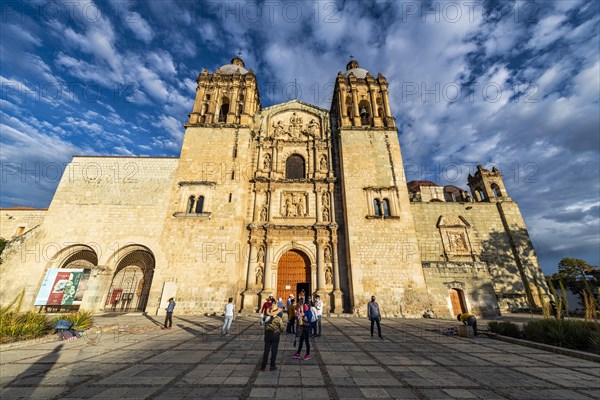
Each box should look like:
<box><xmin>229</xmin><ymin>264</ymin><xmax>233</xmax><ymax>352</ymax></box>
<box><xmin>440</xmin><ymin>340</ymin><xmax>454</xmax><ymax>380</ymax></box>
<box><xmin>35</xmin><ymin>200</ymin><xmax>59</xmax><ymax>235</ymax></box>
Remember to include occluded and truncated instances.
<box><xmin>105</xmin><ymin>249</ymin><xmax>155</xmax><ymax>312</ymax></box>
<box><xmin>277</xmin><ymin>250</ymin><xmax>310</xmax><ymax>300</ymax></box>
<box><xmin>449</xmin><ymin>288</ymin><xmax>467</xmax><ymax>315</ymax></box>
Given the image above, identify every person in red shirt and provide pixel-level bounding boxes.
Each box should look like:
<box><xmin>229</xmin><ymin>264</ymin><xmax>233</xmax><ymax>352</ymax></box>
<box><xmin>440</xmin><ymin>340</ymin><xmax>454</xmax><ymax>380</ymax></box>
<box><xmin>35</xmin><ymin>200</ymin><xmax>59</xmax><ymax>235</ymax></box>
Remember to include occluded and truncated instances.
<box><xmin>261</xmin><ymin>296</ymin><xmax>274</xmax><ymax>315</ymax></box>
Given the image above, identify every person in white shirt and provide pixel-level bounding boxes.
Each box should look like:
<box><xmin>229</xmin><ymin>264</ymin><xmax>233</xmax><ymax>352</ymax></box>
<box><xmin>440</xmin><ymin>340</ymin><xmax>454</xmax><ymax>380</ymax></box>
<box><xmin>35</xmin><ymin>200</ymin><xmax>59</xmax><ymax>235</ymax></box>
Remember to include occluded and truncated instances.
<box><xmin>314</xmin><ymin>295</ymin><xmax>323</xmax><ymax>336</ymax></box>
<box><xmin>222</xmin><ymin>297</ymin><xmax>235</xmax><ymax>336</ymax></box>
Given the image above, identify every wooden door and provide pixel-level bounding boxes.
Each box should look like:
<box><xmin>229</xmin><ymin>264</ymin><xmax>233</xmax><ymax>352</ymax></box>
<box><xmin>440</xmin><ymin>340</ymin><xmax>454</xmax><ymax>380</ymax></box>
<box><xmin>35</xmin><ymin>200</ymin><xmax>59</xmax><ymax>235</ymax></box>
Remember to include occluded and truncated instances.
<box><xmin>450</xmin><ymin>289</ymin><xmax>466</xmax><ymax>315</ymax></box>
<box><xmin>277</xmin><ymin>250</ymin><xmax>309</xmax><ymax>299</ymax></box>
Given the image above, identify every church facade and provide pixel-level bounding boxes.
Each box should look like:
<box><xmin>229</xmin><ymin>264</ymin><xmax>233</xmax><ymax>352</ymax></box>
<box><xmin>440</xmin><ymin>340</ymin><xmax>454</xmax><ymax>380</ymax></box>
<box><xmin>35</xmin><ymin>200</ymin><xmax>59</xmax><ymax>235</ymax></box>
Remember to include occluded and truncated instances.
<box><xmin>0</xmin><ymin>58</ymin><xmax>549</xmax><ymax>318</ymax></box>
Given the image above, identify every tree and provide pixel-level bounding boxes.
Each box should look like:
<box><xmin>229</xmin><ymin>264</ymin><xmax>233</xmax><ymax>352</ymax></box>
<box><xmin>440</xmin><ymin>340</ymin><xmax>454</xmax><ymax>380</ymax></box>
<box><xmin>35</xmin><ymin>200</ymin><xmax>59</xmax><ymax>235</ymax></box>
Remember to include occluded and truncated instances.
<box><xmin>0</xmin><ymin>237</ymin><xmax>7</xmax><ymax>264</ymax></box>
<box><xmin>551</xmin><ymin>258</ymin><xmax>599</xmax><ymax>308</ymax></box>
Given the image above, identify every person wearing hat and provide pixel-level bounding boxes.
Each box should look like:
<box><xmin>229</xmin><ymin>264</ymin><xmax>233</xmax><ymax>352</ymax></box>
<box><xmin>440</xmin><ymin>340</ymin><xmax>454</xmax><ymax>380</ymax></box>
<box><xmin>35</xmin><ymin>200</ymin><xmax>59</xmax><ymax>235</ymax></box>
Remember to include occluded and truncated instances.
<box><xmin>261</xmin><ymin>303</ymin><xmax>285</xmax><ymax>371</ymax></box>
<box><xmin>285</xmin><ymin>294</ymin><xmax>294</xmax><ymax>311</ymax></box>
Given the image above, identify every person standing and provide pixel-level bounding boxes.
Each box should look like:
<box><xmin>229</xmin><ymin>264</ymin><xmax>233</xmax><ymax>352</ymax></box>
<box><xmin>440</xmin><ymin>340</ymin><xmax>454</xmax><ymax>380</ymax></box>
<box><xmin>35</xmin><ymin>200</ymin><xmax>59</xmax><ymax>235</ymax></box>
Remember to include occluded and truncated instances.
<box><xmin>286</xmin><ymin>294</ymin><xmax>294</xmax><ymax>311</ymax></box>
<box><xmin>293</xmin><ymin>304</ymin><xmax>312</xmax><ymax>361</ymax></box>
<box><xmin>162</xmin><ymin>297</ymin><xmax>176</xmax><ymax>330</ymax></box>
<box><xmin>222</xmin><ymin>297</ymin><xmax>235</xmax><ymax>336</ymax></box>
<box><xmin>367</xmin><ymin>295</ymin><xmax>383</xmax><ymax>339</ymax></box>
<box><xmin>261</xmin><ymin>303</ymin><xmax>284</xmax><ymax>371</ymax></box>
<box><xmin>314</xmin><ymin>295</ymin><xmax>323</xmax><ymax>336</ymax></box>
<box><xmin>286</xmin><ymin>299</ymin><xmax>296</xmax><ymax>334</ymax></box>
<box><xmin>457</xmin><ymin>313</ymin><xmax>478</xmax><ymax>336</ymax></box>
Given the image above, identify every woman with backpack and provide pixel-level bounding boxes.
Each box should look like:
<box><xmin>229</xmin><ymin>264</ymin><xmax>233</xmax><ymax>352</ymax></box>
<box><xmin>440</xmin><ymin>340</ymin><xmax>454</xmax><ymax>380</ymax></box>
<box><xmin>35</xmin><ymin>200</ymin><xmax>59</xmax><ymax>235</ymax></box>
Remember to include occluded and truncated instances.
<box><xmin>292</xmin><ymin>303</ymin><xmax>312</xmax><ymax>361</ymax></box>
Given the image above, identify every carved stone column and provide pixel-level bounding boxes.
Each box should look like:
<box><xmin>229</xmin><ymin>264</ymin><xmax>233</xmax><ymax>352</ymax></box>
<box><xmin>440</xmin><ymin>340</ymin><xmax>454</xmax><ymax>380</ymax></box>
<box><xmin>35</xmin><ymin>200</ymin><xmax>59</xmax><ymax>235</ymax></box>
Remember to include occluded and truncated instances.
<box><xmin>316</xmin><ymin>239</ymin><xmax>327</xmax><ymax>298</ymax></box>
<box><xmin>261</xmin><ymin>240</ymin><xmax>275</xmax><ymax>296</ymax></box>
<box><xmin>316</xmin><ymin>189</ymin><xmax>322</xmax><ymax>223</ymax></box>
<box><xmin>351</xmin><ymin>87</ymin><xmax>360</xmax><ymax>126</ymax></box>
<box><xmin>242</xmin><ymin>240</ymin><xmax>259</xmax><ymax>312</ymax></box>
<box><xmin>331</xmin><ymin>238</ymin><xmax>343</xmax><ymax>313</ymax></box>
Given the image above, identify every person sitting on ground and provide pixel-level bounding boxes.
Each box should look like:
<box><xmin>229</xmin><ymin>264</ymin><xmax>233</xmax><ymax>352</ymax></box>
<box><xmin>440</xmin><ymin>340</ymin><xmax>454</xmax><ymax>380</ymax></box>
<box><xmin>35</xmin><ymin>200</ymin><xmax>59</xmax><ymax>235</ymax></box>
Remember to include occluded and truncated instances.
<box><xmin>457</xmin><ymin>312</ymin><xmax>478</xmax><ymax>336</ymax></box>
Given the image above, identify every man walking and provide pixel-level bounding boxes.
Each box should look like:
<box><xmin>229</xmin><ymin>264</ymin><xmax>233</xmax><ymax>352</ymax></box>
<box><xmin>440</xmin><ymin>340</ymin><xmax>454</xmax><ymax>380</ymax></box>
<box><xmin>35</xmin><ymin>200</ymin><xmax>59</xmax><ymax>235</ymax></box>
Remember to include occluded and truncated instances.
<box><xmin>457</xmin><ymin>312</ymin><xmax>478</xmax><ymax>336</ymax></box>
<box><xmin>367</xmin><ymin>295</ymin><xmax>383</xmax><ymax>339</ymax></box>
<box><xmin>261</xmin><ymin>303</ymin><xmax>285</xmax><ymax>371</ymax></box>
<box><xmin>222</xmin><ymin>297</ymin><xmax>235</xmax><ymax>336</ymax></box>
<box><xmin>314</xmin><ymin>295</ymin><xmax>323</xmax><ymax>336</ymax></box>
<box><xmin>162</xmin><ymin>297</ymin><xmax>176</xmax><ymax>330</ymax></box>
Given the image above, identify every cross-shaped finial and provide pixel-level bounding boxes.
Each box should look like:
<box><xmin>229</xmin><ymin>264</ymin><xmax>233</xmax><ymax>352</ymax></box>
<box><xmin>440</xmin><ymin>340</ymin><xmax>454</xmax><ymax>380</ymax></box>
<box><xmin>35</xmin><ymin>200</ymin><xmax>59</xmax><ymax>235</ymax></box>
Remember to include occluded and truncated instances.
<box><xmin>237</xmin><ymin>50</ymin><xmax>242</xmax><ymax>58</ymax></box>
<box><xmin>349</xmin><ymin>55</ymin><xmax>354</xmax><ymax>60</ymax></box>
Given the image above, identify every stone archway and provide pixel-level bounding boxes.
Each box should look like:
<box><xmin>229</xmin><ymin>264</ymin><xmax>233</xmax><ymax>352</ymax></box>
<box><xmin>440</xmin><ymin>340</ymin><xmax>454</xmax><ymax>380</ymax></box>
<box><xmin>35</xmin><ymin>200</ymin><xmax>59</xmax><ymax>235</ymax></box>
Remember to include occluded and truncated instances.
<box><xmin>105</xmin><ymin>249</ymin><xmax>155</xmax><ymax>312</ymax></box>
<box><xmin>277</xmin><ymin>250</ymin><xmax>310</xmax><ymax>300</ymax></box>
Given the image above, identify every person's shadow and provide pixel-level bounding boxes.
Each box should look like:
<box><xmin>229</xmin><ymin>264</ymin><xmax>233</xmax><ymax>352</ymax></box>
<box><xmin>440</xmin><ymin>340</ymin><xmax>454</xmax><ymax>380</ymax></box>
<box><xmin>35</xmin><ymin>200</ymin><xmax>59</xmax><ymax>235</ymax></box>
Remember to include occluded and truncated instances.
<box><xmin>3</xmin><ymin>343</ymin><xmax>64</xmax><ymax>395</ymax></box>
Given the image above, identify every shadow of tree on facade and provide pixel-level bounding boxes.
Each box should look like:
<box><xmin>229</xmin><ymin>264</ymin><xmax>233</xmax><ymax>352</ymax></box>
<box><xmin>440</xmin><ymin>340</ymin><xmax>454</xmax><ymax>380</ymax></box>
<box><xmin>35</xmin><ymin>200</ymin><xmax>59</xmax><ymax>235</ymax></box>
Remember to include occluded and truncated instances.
<box><xmin>478</xmin><ymin>225</ymin><xmax>547</xmax><ymax>310</ymax></box>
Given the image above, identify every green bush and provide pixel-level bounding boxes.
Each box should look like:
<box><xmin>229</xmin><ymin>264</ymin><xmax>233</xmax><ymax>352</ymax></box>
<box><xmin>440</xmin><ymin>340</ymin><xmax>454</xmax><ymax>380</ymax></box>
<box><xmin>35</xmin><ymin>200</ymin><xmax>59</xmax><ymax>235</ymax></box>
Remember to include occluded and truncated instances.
<box><xmin>0</xmin><ymin>300</ymin><xmax>94</xmax><ymax>343</ymax></box>
<box><xmin>487</xmin><ymin>321</ymin><xmax>522</xmax><ymax>338</ymax></box>
<box><xmin>50</xmin><ymin>311</ymin><xmax>93</xmax><ymax>330</ymax></box>
<box><xmin>0</xmin><ymin>311</ymin><xmax>51</xmax><ymax>344</ymax></box>
<box><xmin>523</xmin><ymin>318</ymin><xmax>599</xmax><ymax>353</ymax></box>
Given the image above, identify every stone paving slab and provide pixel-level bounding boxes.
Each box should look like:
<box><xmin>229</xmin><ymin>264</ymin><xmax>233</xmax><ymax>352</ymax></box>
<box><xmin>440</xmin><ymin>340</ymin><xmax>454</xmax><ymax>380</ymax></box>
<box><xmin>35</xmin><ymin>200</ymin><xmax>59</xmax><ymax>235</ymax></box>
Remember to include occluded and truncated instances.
<box><xmin>1</xmin><ymin>315</ymin><xmax>599</xmax><ymax>400</ymax></box>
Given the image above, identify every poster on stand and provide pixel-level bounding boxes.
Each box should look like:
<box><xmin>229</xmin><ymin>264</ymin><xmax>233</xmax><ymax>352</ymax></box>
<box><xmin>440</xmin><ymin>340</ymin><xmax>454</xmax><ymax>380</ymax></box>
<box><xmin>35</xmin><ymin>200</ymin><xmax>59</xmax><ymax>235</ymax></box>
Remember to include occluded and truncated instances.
<box><xmin>34</xmin><ymin>269</ymin><xmax>87</xmax><ymax>306</ymax></box>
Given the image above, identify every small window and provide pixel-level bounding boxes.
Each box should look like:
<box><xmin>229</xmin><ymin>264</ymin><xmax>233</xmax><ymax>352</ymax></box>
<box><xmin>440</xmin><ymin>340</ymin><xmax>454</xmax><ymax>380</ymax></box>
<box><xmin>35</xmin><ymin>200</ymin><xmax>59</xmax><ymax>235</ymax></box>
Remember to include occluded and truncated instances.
<box><xmin>195</xmin><ymin>196</ymin><xmax>205</xmax><ymax>213</ymax></box>
<box><xmin>228</xmin><ymin>193</ymin><xmax>232</xmax><ymax>203</ymax></box>
<box><xmin>286</xmin><ymin>155</ymin><xmax>305</xmax><ymax>179</ymax></box>
<box><xmin>15</xmin><ymin>226</ymin><xmax>26</xmax><ymax>236</ymax></box>
<box><xmin>382</xmin><ymin>199</ymin><xmax>390</xmax><ymax>216</ymax></box>
<box><xmin>491</xmin><ymin>184</ymin><xmax>502</xmax><ymax>198</ymax></box>
<box><xmin>187</xmin><ymin>196</ymin><xmax>195</xmax><ymax>213</ymax></box>
<box><xmin>231</xmin><ymin>170</ymin><xmax>235</xmax><ymax>180</ymax></box>
<box><xmin>374</xmin><ymin>199</ymin><xmax>381</xmax><ymax>216</ymax></box>
<box><xmin>219</xmin><ymin>97</ymin><xmax>230</xmax><ymax>122</ymax></box>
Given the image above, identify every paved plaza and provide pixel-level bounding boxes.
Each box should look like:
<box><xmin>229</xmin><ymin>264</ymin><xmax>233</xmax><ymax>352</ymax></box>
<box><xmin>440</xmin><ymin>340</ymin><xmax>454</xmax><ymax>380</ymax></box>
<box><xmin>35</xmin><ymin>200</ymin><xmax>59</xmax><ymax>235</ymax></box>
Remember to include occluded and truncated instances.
<box><xmin>1</xmin><ymin>315</ymin><xmax>599</xmax><ymax>399</ymax></box>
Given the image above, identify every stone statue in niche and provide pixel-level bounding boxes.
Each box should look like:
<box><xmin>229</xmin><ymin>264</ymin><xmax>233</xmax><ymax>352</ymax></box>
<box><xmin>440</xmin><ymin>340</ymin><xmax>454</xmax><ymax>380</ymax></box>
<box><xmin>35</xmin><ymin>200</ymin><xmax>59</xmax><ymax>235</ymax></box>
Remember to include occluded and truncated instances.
<box><xmin>263</xmin><ymin>153</ymin><xmax>271</xmax><ymax>171</ymax></box>
<box><xmin>322</xmin><ymin>192</ymin><xmax>329</xmax><ymax>207</ymax></box>
<box><xmin>273</xmin><ymin>120</ymin><xmax>286</xmax><ymax>138</ymax></box>
<box><xmin>325</xmin><ymin>267</ymin><xmax>333</xmax><ymax>285</ymax></box>
<box><xmin>296</xmin><ymin>196</ymin><xmax>306</xmax><ymax>217</ymax></box>
<box><xmin>289</xmin><ymin>112</ymin><xmax>303</xmax><ymax>138</ymax></box>
<box><xmin>322</xmin><ymin>206</ymin><xmax>330</xmax><ymax>222</ymax></box>
<box><xmin>319</xmin><ymin>155</ymin><xmax>327</xmax><ymax>171</ymax></box>
<box><xmin>285</xmin><ymin>196</ymin><xmax>296</xmax><ymax>217</ymax></box>
<box><xmin>255</xmin><ymin>265</ymin><xmax>263</xmax><ymax>285</ymax></box>
<box><xmin>324</xmin><ymin>246</ymin><xmax>331</xmax><ymax>263</ymax></box>
<box><xmin>257</xmin><ymin>246</ymin><xmax>265</xmax><ymax>262</ymax></box>
<box><xmin>260</xmin><ymin>207</ymin><xmax>268</xmax><ymax>222</ymax></box>
<box><xmin>307</xmin><ymin>119</ymin><xmax>319</xmax><ymax>136</ymax></box>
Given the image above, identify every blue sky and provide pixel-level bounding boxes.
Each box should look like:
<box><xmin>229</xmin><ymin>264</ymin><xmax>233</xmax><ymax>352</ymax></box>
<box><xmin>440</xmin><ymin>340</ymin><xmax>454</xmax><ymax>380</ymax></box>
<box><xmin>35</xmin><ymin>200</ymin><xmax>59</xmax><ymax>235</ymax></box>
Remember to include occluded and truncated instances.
<box><xmin>1</xmin><ymin>0</ymin><xmax>599</xmax><ymax>275</ymax></box>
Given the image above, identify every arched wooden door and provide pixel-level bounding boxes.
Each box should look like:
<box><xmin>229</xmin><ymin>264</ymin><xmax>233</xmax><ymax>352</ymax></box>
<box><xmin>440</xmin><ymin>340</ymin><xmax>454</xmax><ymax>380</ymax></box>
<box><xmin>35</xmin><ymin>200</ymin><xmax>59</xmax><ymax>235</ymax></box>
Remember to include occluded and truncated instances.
<box><xmin>277</xmin><ymin>250</ymin><xmax>310</xmax><ymax>299</ymax></box>
<box><xmin>449</xmin><ymin>288</ymin><xmax>467</xmax><ymax>315</ymax></box>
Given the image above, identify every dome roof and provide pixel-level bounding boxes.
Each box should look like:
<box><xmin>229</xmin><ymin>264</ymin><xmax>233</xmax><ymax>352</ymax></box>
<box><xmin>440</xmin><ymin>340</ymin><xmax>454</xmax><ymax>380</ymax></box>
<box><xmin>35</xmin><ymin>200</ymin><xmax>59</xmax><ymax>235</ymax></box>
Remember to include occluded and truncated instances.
<box><xmin>343</xmin><ymin>68</ymin><xmax>369</xmax><ymax>78</ymax></box>
<box><xmin>216</xmin><ymin>56</ymin><xmax>248</xmax><ymax>75</ymax></box>
<box><xmin>343</xmin><ymin>59</ymin><xmax>370</xmax><ymax>78</ymax></box>
<box><xmin>407</xmin><ymin>180</ymin><xmax>439</xmax><ymax>192</ymax></box>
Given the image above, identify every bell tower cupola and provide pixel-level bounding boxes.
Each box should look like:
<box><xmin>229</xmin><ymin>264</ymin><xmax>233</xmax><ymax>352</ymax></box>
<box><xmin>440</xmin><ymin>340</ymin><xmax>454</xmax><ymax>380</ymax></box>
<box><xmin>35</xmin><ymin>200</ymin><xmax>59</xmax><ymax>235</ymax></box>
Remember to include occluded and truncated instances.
<box><xmin>188</xmin><ymin>56</ymin><xmax>261</xmax><ymax>126</ymax></box>
<box><xmin>331</xmin><ymin>58</ymin><xmax>395</xmax><ymax>129</ymax></box>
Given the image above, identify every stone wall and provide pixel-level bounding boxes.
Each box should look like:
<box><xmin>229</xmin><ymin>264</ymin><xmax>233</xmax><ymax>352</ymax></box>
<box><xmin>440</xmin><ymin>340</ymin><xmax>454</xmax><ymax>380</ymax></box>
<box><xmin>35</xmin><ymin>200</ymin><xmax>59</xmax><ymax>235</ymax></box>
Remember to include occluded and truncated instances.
<box><xmin>337</xmin><ymin>128</ymin><xmax>429</xmax><ymax>317</ymax></box>
<box><xmin>422</xmin><ymin>261</ymin><xmax>499</xmax><ymax>317</ymax></box>
<box><xmin>0</xmin><ymin>156</ymin><xmax>178</xmax><ymax>311</ymax></box>
<box><xmin>0</xmin><ymin>209</ymin><xmax>46</xmax><ymax>240</ymax></box>
<box><xmin>156</xmin><ymin>126</ymin><xmax>253</xmax><ymax>314</ymax></box>
<box><xmin>410</xmin><ymin>200</ymin><xmax>548</xmax><ymax>312</ymax></box>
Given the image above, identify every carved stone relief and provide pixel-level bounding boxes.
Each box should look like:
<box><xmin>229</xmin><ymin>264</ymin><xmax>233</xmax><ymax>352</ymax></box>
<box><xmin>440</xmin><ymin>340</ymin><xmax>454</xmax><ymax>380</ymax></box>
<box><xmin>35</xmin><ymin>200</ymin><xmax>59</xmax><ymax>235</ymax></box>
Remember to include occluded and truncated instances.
<box><xmin>269</xmin><ymin>111</ymin><xmax>321</xmax><ymax>140</ymax></box>
<box><xmin>280</xmin><ymin>192</ymin><xmax>309</xmax><ymax>218</ymax></box>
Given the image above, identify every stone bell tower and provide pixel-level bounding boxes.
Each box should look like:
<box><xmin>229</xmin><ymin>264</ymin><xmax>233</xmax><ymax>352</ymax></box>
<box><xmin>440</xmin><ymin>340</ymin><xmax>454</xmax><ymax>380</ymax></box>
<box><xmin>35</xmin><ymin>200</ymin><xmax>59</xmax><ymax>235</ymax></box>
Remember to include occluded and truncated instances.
<box><xmin>188</xmin><ymin>56</ymin><xmax>261</xmax><ymax>126</ymax></box>
<box><xmin>332</xmin><ymin>59</ymin><xmax>395</xmax><ymax>129</ymax></box>
<box><xmin>331</xmin><ymin>59</ymin><xmax>429</xmax><ymax>317</ymax></box>
<box><xmin>158</xmin><ymin>57</ymin><xmax>261</xmax><ymax>313</ymax></box>
<box><xmin>467</xmin><ymin>165</ymin><xmax>512</xmax><ymax>202</ymax></box>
